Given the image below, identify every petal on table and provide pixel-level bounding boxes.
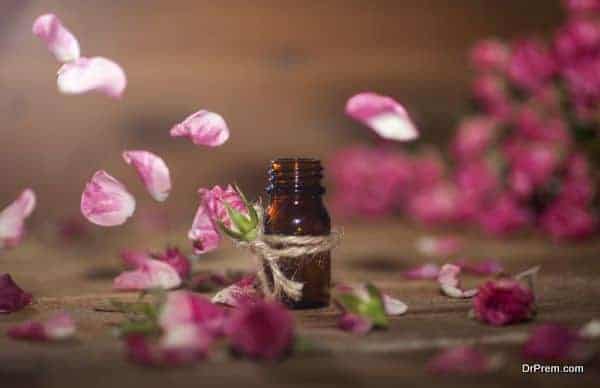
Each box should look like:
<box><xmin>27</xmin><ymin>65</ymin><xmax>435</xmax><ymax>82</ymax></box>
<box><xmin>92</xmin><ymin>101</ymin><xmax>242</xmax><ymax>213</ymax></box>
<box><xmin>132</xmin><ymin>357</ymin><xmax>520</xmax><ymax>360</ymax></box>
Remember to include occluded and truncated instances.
<box><xmin>113</xmin><ymin>259</ymin><xmax>181</xmax><ymax>291</ymax></box>
<box><xmin>438</xmin><ymin>264</ymin><xmax>478</xmax><ymax>298</ymax></box>
<box><xmin>382</xmin><ymin>294</ymin><xmax>408</xmax><ymax>315</ymax></box>
<box><xmin>338</xmin><ymin>313</ymin><xmax>373</xmax><ymax>334</ymax></box>
<box><xmin>159</xmin><ymin>291</ymin><xmax>226</xmax><ymax>337</ymax></box>
<box><xmin>32</xmin><ymin>13</ymin><xmax>80</xmax><ymax>63</ymax></box>
<box><xmin>81</xmin><ymin>170</ymin><xmax>135</xmax><ymax>226</ymax></box>
<box><xmin>57</xmin><ymin>57</ymin><xmax>127</xmax><ymax>99</ymax></box>
<box><xmin>122</xmin><ymin>150</ymin><xmax>172</xmax><ymax>202</ymax></box>
<box><xmin>0</xmin><ymin>273</ymin><xmax>33</xmax><ymax>313</ymax></box>
<box><xmin>8</xmin><ymin>312</ymin><xmax>75</xmax><ymax>341</ymax></box>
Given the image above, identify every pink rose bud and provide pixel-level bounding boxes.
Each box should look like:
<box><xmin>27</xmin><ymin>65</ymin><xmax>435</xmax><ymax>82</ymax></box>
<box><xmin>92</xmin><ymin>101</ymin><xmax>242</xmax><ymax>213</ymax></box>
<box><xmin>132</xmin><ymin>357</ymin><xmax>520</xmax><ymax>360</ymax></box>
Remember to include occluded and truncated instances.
<box><xmin>113</xmin><ymin>259</ymin><xmax>181</xmax><ymax>291</ymax></box>
<box><xmin>0</xmin><ymin>189</ymin><xmax>36</xmax><ymax>250</ymax></box>
<box><xmin>170</xmin><ymin>110</ymin><xmax>230</xmax><ymax>147</ymax></box>
<box><xmin>8</xmin><ymin>312</ymin><xmax>76</xmax><ymax>341</ymax></box>
<box><xmin>81</xmin><ymin>170</ymin><xmax>136</xmax><ymax>227</ymax></box>
<box><xmin>32</xmin><ymin>14</ymin><xmax>80</xmax><ymax>63</ymax></box>
<box><xmin>225</xmin><ymin>300</ymin><xmax>295</xmax><ymax>360</ymax></box>
<box><xmin>0</xmin><ymin>273</ymin><xmax>33</xmax><ymax>313</ymax></box>
<box><xmin>470</xmin><ymin>39</ymin><xmax>510</xmax><ymax>72</ymax></box>
<box><xmin>345</xmin><ymin>92</ymin><xmax>419</xmax><ymax>141</ymax></box>
<box><xmin>57</xmin><ymin>57</ymin><xmax>127</xmax><ymax>99</ymax></box>
<box><xmin>122</xmin><ymin>150</ymin><xmax>172</xmax><ymax>202</ymax></box>
<box><xmin>473</xmin><ymin>279</ymin><xmax>535</xmax><ymax>326</ymax></box>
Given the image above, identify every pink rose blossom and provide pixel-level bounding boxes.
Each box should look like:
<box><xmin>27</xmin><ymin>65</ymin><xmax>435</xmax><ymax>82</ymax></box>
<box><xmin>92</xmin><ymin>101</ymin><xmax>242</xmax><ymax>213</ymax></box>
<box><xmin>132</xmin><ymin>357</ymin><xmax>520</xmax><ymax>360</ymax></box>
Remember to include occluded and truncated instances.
<box><xmin>408</xmin><ymin>183</ymin><xmax>459</xmax><ymax>225</ymax></box>
<box><xmin>0</xmin><ymin>273</ymin><xmax>33</xmax><ymax>313</ymax></box>
<box><xmin>523</xmin><ymin>324</ymin><xmax>586</xmax><ymax>361</ymax></box>
<box><xmin>212</xmin><ymin>275</ymin><xmax>261</xmax><ymax>307</ymax></box>
<box><xmin>402</xmin><ymin>263</ymin><xmax>441</xmax><ymax>280</ymax></box>
<box><xmin>473</xmin><ymin>279</ymin><xmax>535</xmax><ymax>326</ymax></box>
<box><xmin>416</xmin><ymin>236</ymin><xmax>463</xmax><ymax>257</ymax></box>
<box><xmin>338</xmin><ymin>313</ymin><xmax>373</xmax><ymax>335</ymax></box>
<box><xmin>471</xmin><ymin>74</ymin><xmax>512</xmax><ymax>120</ymax></box>
<box><xmin>170</xmin><ymin>110</ymin><xmax>230</xmax><ymax>147</ymax></box>
<box><xmin>539</xmin><ymin>200</ymin><xmax>596</xmax><ymax>241</ymax></box>
<box><xmin>470</xmin><ymin>39</ymin><xmax>510</xmax><ymax>72</ymax></box>
<box><xmin>455</xmin><ymin>160</ymin><xmax>499</xmax><ymax>219</ymax></box>
<box><xmin>57</xmin><ymin>57</ymin><xmax>127</xmax><ymax>99</ymax></box>
<box><xmin>437</xmin><ymin>264</ymin><xmax>478</xmax><ymax>299</ymax></box>
<box><xmin>345</xmin><ymin>92</ymin><xmax>419</xmax><ymax>141</ymax></box>
<box><xmin>32</xmin><ymin>14</ymin><xmax>80</xmax><ymax>63</ymax></box>
<box><xmin>0</xmin><ymin>189</ymin><xmax>36</xmax><ymax>250</ymax></box>
<box><xmin>81</xmin><ymin>171</ymin><xmax>136</xmax><ymax>227</ymax></box>
<box><xmin>411</xmin><ymin>149</ymin><xmax>446</xmax><ymax>192</ymax></box>
<box><xmin>113</xmin><ymin>259</ymin><xmax>181</xmax><ymax>291</ymax></box>
<box><xmin>554</xmin><ymin>19</ymin><xmax>600</xmax><ymax>66</ymax></box>
<box><xmin>427</xmin><ymin>346</ymin><xmax>498</xmax><ymax>375</ymax></box>
<box><xmin>507</xmin><ymin>39</ymin><xmax>556</xmax><ymax>92</ymax></box>
<box><xmin>451</xmin><ymin>116</ymin><xmax>497</xmax><ymax>162</ymax></box>
<box><xmin>563</xmin><ymin>57</ymin><xmax>600</xmax><ymax>119</ymax></box>
<box><xmin>225</xmin><ymin>300</ymin><xmax>294</xmax><ymax>360</ymax></box>
<box><xmin>188</xmin><ymin>185</ymin><xmax>248</xmax><ymax>254</ymax></box>
<box><xmin>159</xmin><ymin>291</ymin><xmax>226</xmax><ymax>337</ymax></box>
<box><xmin>515</xmin><ymin>108</ymin><xmax>571</xmax><ymax>144</ymax></box>
<box><xmin>563</xmin><ymin>0</ymin><xmax>600</xmax><ymax>14</ymax></box>
<box><xmin>122</xmin><ymin>150</ymin><xmax>171</xmax><ymax>202</ymax></box>
<box><xmin>8</xmin><ymin>312</ymin><xmax>76</xmax><ymax>341</ymax></box>
<box><xmin>478</xmin><ymin>194</ymin><xmax>532</xmax><ymax>236</ymax></box>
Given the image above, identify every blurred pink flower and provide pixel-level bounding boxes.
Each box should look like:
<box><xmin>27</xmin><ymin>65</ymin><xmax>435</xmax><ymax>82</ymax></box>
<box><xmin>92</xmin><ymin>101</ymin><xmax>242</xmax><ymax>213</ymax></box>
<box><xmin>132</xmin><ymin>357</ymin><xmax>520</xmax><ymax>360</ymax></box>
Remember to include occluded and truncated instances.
<box><xmin>455</xmin><ymin>160</ymin><xmax>499</xmax><ymax>214</ymax></box>
<box><xmin>225</xmin><ymin>300</ymin><xmax>294</xmax><ymax>360</ymax></box>
<box><xmin>402</xmin><ymin>263</ymin><xmax>441</xmax><ymax>280</ymax></box>
<box><xmin>81</xmin><ymin>171</ymin><xmax>135</xmax><ymax>227</ymax></box>
<box><xmin>0</xmin><ymin>273</ymin><xmax>32</xmax><ymax>313</ymax></box>
<box><xmin>507</xmin><ymin>39</ymin><xmax>557</xmax><ymax>92</ymax></box>
<box><xmin>159</xmin><ymin>291</ymin><xmax>226</xmax><ymax>337</ymax></box>
<box><xmin>473</xmin><ymin>279</ymin><xmax>535</xmax><ymax>326</ymax></box>
<box><xmin>470</xmin><ymin>39</ymin><xmax>510</xmax><ymax>72</ymax></box>
<box><xmin>523</xmin><ymin>323</ymin><xmax>586</xmax><ymax>361</ymax></box>
<box><xmin>125</xmin><ymin>330</ymin><xmax>211</xmax><ymax>367</ymax></box>
<box><xmin>478</xmin><ymin>194</ymin><xmax>532</xmax><ymax>236</ymax></box>
<box><xmin>563</xmin><ymin>0</ymin><xmax>600</xmax><ymax>14</ymax></box>
<box><xmin>451</xmin><ymin>116</ymin><xmax>497</xmax><ymax>162</ymax></box>
<box><xmin>408</xmin><ymin>183</ymin><xmax>459</xmax><ymax>225</ymax></box>
<box><xmin>170</xmin><ymin>110</ymin><xmax>230</xmax><ymax>147</ymax></box>
<box><xmin>57</xmin><ymin>57</ymin><xmax>126</xmax><ymax>98</ymax></box>
<box><xmin>122</xmin><ymin>150</ymin><xmax>171</xmax><ymax>202</ymax></box>
<box><xmin>515</xmin><ymin>108</ymin><xmax>571</xmax><ymax>144</ymax></box>
<box><xmin>472</xmin><ymin>74</ymin><xmax>512</xmax><ymax>119</ymax></box>
<box><xmin>563</xmin><ymin>57</ymin><xmax>600</xmax><ymax>119</ymax></box>
<box><xmin>554</xmin><ymin>19</ymin><xmax>600</xmax><ymax>66</ymax></box>
<box><xmin>411</xmin><ymin>149</ymin><xmax>446</xmax><ymax>192</ymax></box>
<box><xmin>345</xmin><ymin>92</ymin><xmax>419</xmax><ymax>141</ymax></box>
<box><xmin>427</xmin><ymin>346</ymin><xmax>498</xmax><ymax>375</ymax></box>
<box><xmin>438</xmin><ymin>264</ymin><xmax>478</xmax><ymax>298</ymax></box>
<box><xmin>8</xmin><ymin>312</ymin><xmax>75</xmax><ymax>341</ymax></box>
<box><xmin>338</xmin><ymin>313</ymin><xmax>373</xmax><ymax>334</ymax></box>
<box><xmin>510</xmin><ymin>143</ymin><xmax>561</xmax><ymax>188</ymax></box>
<box><xmin>188</xmin><ymin>185</ymin><xmax>246</xmax><ymax>254</ymax></box>
<box><xmin>32</xmin><ymin>14</ymin><xmax>80</xmax><ymax>63</ymax></box>
<box><xmin>454</xmin><ymin>258</ymin><xmax>504</xmax><ymax>276</ymax></box>
<box><xmin>0</xmin><ymin>189</ymin><xmax>36</xmax><ymax>250</ymax></box>
<box><xmin>212</xmin><ymin>275</ymin><xmax>261</xmax><ymax>307</ymax></box>
<box><xmin>539</xmin><ymin>200</ymin><xmax>596</xmax><ymax>241</ymax></box>
<box><xmin>416</xmin><ymin>236</ymin><xmax>463</xmax><ymax>257</ymax></box>
<box><xmin>153</xmin><ymin>247</ymin><xmax>191</xmax><ymax>279</ymax></box>
<box><xmin>113</xmin><ymin>259</ymin><xmax>181</xmax><ymax>291</ymax></box>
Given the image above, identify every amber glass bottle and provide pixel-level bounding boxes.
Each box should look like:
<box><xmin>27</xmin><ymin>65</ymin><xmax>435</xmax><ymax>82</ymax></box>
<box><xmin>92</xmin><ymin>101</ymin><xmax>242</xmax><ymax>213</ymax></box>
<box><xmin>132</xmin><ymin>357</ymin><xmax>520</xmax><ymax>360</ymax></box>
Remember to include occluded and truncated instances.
<box><xmin>263</xmin><ymin>158</ymin><xmax>331</xmax><ymax>309</ymax></box>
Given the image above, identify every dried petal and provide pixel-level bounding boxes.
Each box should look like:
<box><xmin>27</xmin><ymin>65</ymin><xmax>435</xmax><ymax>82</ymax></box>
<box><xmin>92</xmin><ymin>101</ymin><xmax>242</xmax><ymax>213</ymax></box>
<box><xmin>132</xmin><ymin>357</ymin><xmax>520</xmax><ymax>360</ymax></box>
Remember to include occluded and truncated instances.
<box><xmin>32</xmin><ymin>14</ymin><xmax>80</xmax><ymax>63</ymax></box>
<box><xmin>438</xmin><ymin>264</ymin><xmax>478</xmax><ymax>298</ymax></box>
<box><xmin>382</xmin><ymin>294</ymin><xmax>408</xmax><ymax>316</ymax></box>
<box><xmin>113</xmin><ymin>259</ymin><xmax>181</xmax><ymax>291</ymax></box>
<box><xmin>81</xmin><ymin>170</ymin><xmax>135</xmax><ymax>227</ymax></box>
<box><xmin>428</xmin><ymin>346</ymin><xmax>499</xmax><ymax>375</ymax></box>
<box><xmin>0</xmin><ymin>273</ymin><xmax>33</xmax><ymax>313</ymax></box>
<box><xmin>402</xmin><ymin>263</ymin><xmax>441</xmax><ymax>280</ymax></box>
<box><xmin>122</xmin><ymin>150</ymin><xmax>171</xmax><ymax>202</ymax></box>
<box><xmin>0</xmin><ymin>189</ymin><xmax>36</xmax><ymax>250</ymax></box>
<box><xmin>8</xmin><ymin>312</ymin><xmax>75</xmax><ymax>341</ymax></box>
<box><xmin>454</xmin><ymin>259</ymin><xmax>504</xmax><ymax>276</ymax></box>
<box><xmin>57</xmin><ymin>57</ymin><xmax>127</xmax><ymax>99</ymax></box>
<box><xmin>338</xmin><ymin>313</ymin><xmax>373</xmax><ymax>334</ymax></box>
<box><xmin>170</xmin><ymin>110</ymin><xmax>229</xmax><ymax>147</ymax></box>
<box><xmin>212</xmin><ymin>275</ymin><xmax>260</xmax><ymax>307</ymax></box>
<box><xmin>159</xmin><ymin>291</ymin><xmax>226</xmax><ymax>337</ymax></box>
<box><xmin>345</xmin><ymin>92</ymin><xmax>419</xmax><ymax>141</ymax></box>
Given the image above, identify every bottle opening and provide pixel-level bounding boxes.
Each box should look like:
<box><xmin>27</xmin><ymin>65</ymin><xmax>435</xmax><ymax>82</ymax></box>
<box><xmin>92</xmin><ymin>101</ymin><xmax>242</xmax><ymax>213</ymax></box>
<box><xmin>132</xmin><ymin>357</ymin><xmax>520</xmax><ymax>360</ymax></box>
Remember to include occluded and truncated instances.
<box><xmin>267</xmin><ymin>158</ymin><xmax>324</xmax><ymax>194</ymax></box>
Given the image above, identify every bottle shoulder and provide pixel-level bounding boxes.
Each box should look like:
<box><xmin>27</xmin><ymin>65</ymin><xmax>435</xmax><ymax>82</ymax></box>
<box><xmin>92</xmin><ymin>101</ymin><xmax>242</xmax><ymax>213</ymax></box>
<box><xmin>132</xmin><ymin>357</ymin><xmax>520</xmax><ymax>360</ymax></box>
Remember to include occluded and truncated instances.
<box><xmin>264</xmin><ymin>197</ymin><xmax>331</xmax><ymax>235</ymax></box>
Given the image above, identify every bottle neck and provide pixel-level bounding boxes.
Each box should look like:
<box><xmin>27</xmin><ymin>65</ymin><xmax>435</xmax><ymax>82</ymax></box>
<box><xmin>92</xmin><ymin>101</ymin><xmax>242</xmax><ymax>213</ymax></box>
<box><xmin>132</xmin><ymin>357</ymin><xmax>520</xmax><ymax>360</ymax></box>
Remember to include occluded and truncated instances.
<box><xmin>266</xmin><ymin>158</ymin><xmax>325</xmax><ymax>197</ymax></box>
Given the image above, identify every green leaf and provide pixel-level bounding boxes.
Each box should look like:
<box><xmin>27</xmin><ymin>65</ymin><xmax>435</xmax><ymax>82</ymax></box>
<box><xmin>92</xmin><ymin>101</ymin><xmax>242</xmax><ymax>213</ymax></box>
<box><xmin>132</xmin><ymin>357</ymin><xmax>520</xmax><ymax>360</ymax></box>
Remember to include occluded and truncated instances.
<box><xmin>217</xmin><ymin>220</ymin><xmax>244</xmax><ymax>240</ymax></box>
<box><xmin>334</xmin><ymin>284</ymin><xmax>389</xmax><ymax>329</ymax></box>
<box><xmin>234</xmin><ymin>184</ymin><xmax>259</xmax><ymax>226</ymax></box>
<box><xmin>223</xmin><ymin>201</ymin><xmax>253</xmax><ymax>234</ymax></box>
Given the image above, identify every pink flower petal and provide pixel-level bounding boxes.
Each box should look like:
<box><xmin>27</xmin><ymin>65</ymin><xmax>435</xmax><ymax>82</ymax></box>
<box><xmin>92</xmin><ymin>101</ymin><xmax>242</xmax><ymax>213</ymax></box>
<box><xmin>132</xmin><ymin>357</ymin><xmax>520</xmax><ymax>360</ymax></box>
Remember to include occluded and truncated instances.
<box><xmin>125</xmin><ymin>332</ymin><xmax>208</xmax><ymax>367</ymax></box>
<box><xmin>0</xmin><ymin>273</ymin><xmax>33</xmax><ymax>313</ymax></box>
<box><xmin>153</xmin><ymin>247</ymin><xmax>191</xmax><ymax>279</ymax></box>
<box><xmin>32</xmin><ymin>14</ymin><xmax>80</xmax><ymax>63</ymax></box>
<box><xmin>345</xmin><ymin>92</ymin><xmax>419</xmax><ymax>141</ymax></box>
<box><xmin>212</xmin><ymin>275</ymin><xmax>260</xmax><ymax>307</ymax></box>
<box><xmin>438</xmin><ymin>264</ymin><xmax>478</xmax><ymax>299</ymax></box>
<box><xmin>338</xmin><ymin>313</ymin><xmax>373</xmax><ymax>334</ymax></box>
<box><xmin>122</xmin><ymin>150</ymin><xmax>171</xmax><ymax>202</ymax></box>
<box><xmin>523</xmin><ymin>324</ymin><xmax>585</xmax><ymax>361</ymax></box>
<box><xmin>170</xmin><ymin>110</ymin><xmax>230</xmax><ymax>147</ymax></box>
<box><xmin>382</xmin><ymin>294</ymin><xmax>408</xmax><ymax>316</ymax></box>
<box><xmin>473</xmin><ymin>279</ymin><xmax>535</xmax><ymax>326</ymax></box>
<box><xmin>8</xmin><ymin>312</ymin><xmax>75</xmax><ymax>341</ymax></box>
<box><xmin>113</xmin><ymin>259</ymin><xmax>181</xmax><ymax>291</ymax></box>
<box><xmin>57</xmin><ymin>57</ymin><xmax>127</xmax><ymax>99</ymax></box>
<box><xmin>81</xmin><ymin>170</ymin><xmax>135</xmax><ymax>227</ymax></box>
<box><xmin>416</xmin><ymin>236</ymin><xmax>463</xmax><ymax>257</ymax></box>
<box><xmin>427</xmin><ymin>346</ymin><xmax>498</xmax><ymax>375</ymax></box>
<box><xmin>455</xmin><ymin>258</ymin><xmax>504</xmax><ymax>276</ymax></box>
<box><xmin>159</xmin><ymin>291</ymin><xmax>226</xmax><ymax>337</ymax></box>
<box><xmin>120</xmin><ymin>250</ymin><xmax>151</xmax><ymax>269</ymax></box>
<box><xmin>402</xmin><ymin>263</ymin><xmax>441</xmax><ymax>280</ymax></box>
<box><xmin>0</xmin><ymin>189</ymin><xmax>36</xmax><ymax>250</ymax></box>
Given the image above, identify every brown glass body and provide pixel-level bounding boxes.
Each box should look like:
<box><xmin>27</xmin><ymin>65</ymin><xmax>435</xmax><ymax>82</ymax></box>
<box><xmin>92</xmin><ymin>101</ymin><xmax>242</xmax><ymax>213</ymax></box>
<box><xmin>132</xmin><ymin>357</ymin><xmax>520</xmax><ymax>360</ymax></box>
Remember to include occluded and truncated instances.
<box><xmin>263</xmin><ymin>158</ymin><xmax>331</xmax><ymax>309</ymax></box>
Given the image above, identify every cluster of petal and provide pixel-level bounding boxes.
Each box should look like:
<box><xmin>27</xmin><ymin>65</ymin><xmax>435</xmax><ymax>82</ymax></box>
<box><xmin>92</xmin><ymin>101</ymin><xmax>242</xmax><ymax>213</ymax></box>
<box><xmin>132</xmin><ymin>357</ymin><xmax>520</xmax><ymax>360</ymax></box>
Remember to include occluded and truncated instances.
<box><xmin>81</xmin><ymin>171</ymin><xmax>135</xmax><ymax>226</ymax></box>
<box><xmin>32</xmin><ymin>14</ymin><xmax>80</xmax><ymax>63</ymax></box>
<box><xmin>170</xmin><ymin>110</ymin><xmax>230</xmax><ymax>147</ymax></box>
<box><xmin>437</xmin><ymin>264</ymin><xmax>478</xmax><ymax>298</ymax></box>
<box><xmin>225</xmin><ymin>300</ymin><xmax>294</xmax><ymax>360</ymax></box>
<box><xmin>522</xmin><ymin>323</ymin><xmax>586</xmax><ymax>361</ymax></box>
<box><xmin>212</xmin><ymin>275</ymin><xmax>261</xmax><ymax>307</ymax></box>
<box><xmin>345</xmin><ymin>92</ymin><xmax>419</xmax><ymax>141</ymax></box>
<box><xmin>159</xmin><ymin>291</ymin><xmax>226</xmax><ymax>337</ymax></box>
<box><xmin>122</xmin><ymin>151</ymin><xmax>171</xmax><ymax>202</ymax></box>
<box><xmin>0</xmin><ymin>273</ymin><xmax>33</xmax><ymax>313</ymax></box>
<box><xmin>113</xmin><ymin>259</ymin><xmax>181</xmax><ymax>291</ymax></box>
<box><xmin>8</xmin><ymin>312</ymin><xmax>76</xmax><ymax>341</ymax></box>
<box><xmin>427</xmin><ymin>346</ymin><xmax>499</xmax><ymax>375</ymax></box>
<box><xmin>473</xmin><ymin>279</ymin><xmax>535</xmax><ymax>326</ymax></box>
<box><xmin>0</xmin><ymin>189</ymin><xmax>36</xmax><ymax>250</ymax></box>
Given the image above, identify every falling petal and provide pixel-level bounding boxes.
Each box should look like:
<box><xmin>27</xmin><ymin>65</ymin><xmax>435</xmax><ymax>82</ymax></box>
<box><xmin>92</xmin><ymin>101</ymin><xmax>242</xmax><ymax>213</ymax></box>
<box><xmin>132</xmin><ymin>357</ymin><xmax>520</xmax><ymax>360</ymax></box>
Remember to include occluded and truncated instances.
<box><xmin>402</xmin><ymin>263</ymin><xmax>441</xmax><ymax>280</ymax></box>
<box><xmin>113</xmin><ymin>259</ymin><xmax>181</xmax><ymax>291</ymax></box>
<box><xmin>81</xmin><ymin>170</ymin><xmax>135</xmax><ymax>227</ymax></box>
<box><xmin>57</xmin><ymin>57</ymin><xmax>127</xmax><ymax>99</ymax></box>
<box><xmin>8</xmin><ymin>312</ymin><xmax>75</xmax><ymax>341</ymax></box>
<box><xmin>0</xmin><ymin>189</ymin><xmax>36</xmax><ymax>250</ymax></box>
<box><xmin>345</xmin><ymin>92</ymin><xmax>419</xmax><ymax>141</ymax></box>
<box><xmin>122</xmin><ymin>150</ymin><xmax>171</xmax><ymax>202</ymax></box>
<box><xmin>438</xmin><ymin>264</ymin><xmax>478</xmax><ymax>298</ymax></box>
<box><xmin>0</xmin><ymin>273</ymin><xmax>33</xmax><ymax>313</ymax></box>
<box><xmin>338</xmin><ymin>313</ymin><xmax>373</xmax><ymax>334</ymax></box>
<box><xmin>170</xmin><ymin>110</ymin><xmax>230</xmax><ymax>147</ymax></box>
<box><xmin>382</xmin><ymin>294</ymin><xmax>408</xmax><ymax>316</ymax></box>
<box><xmin>32</xmin><ymin>14</ymin><xmax>80</xmax><ymax>63</ymax></box>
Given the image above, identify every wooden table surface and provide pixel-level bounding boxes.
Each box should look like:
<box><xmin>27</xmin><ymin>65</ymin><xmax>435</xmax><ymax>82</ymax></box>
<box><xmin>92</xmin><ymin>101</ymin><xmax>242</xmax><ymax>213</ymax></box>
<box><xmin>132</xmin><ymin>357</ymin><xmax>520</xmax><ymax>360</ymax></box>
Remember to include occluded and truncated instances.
<box><xmin>1</xmin><ymin>219</ymin><xmax>599</xmax><ymax>388</ymax></box>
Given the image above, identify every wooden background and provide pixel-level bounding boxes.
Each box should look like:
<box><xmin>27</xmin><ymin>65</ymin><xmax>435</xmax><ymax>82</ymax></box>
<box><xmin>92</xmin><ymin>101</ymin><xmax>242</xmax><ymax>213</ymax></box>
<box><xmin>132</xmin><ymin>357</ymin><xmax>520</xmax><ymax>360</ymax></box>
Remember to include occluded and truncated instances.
<box><xmin>0</xmin><ymin>0</ymin><xmax>564</xmax><ymax>224</ymax></box>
